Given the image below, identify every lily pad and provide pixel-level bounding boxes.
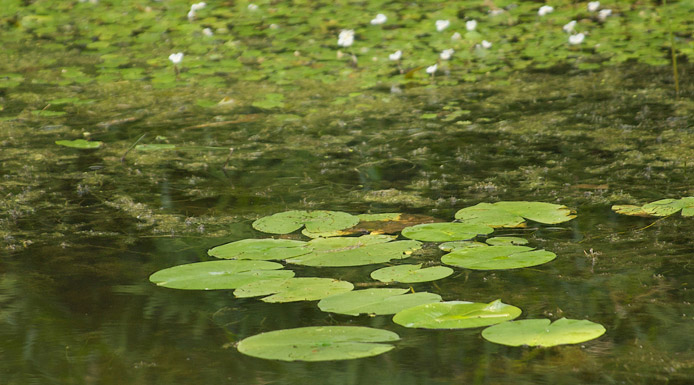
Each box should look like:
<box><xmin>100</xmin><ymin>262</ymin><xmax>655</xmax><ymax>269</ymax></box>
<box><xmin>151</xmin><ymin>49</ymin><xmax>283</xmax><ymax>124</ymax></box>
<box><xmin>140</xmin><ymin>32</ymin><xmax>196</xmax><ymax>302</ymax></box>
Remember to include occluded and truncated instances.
<box><xmin>237</xmin><ymin>326</ymin><xmax>400</xmax><ymax>361</ymax></box>
<box><xmin>55</xmin><ymin>139</ymin><xmax>103</xmax><ymax>149</ymax></box>
<box><xmin>455</xmin><ymin>201</ymin><xmax>575</xmax><ymax>227</ymax></box>
<box><xmin>148</xmin><ymin>260</ymin><xmax>293</xmax><ymax>290</ymax></box>
<box><xmin>393</xmin><ymin>299</ymin><xmax>522</xmax><ymax>329</ymax></box>
<box><xmin>135</xmin><ymin>144</ymin><xmax>177</xmax><ymax>151</ymax></box>
<box><xmin>612</xmin><ymin>197</ymin><xmax>694</xmax><ymax>217</ymax></box>
<box><xmin>233</xmin><ymin>277</ymin><xmax>354</xmax><ymax>302</ymax></box>
<box><xmin>401</xmin><ymin>223</ymin><xmax>493</xmax><ymax>242</ymax></box>
<box><xmin>442</xmin><ymin>245</ymin><xmax>556</xmax><ymax>270</ymax></box>
<box><xmin>286</xmin><ymin>235</ymin><xmax>421</xmax><ymax>267</ymax></box>
<box><xmin>370</xmin><ymin>264</ymin><xmax>453</xmax><ymax>283</ymax></box>
<box><xmin>485</xmin><ymin>237</ymin><xmax>529</xmax><ymax>246</ymax></box>
<box><xmin>317</xmin><ymin>288</ymin><xmax>442</xmax><ymax>316</ymax></box>
<box><xmin>207</xmin><ymin>238</ymin><xmax>308</xmax><ymax>261</ymax></box>
<box><xmin>252</xmin><ymin>210</ymin><xmax>359</xmax><ymax>234</ymax></box>
<box><xmin>438</xmin><ymin>241</ymin><xmax>488</xmax><ymax>252</ymax></box>
<box><xmin>481</xmin><ymin>318</ymin><xmax>606</xmax><ymax>347</ymax></box>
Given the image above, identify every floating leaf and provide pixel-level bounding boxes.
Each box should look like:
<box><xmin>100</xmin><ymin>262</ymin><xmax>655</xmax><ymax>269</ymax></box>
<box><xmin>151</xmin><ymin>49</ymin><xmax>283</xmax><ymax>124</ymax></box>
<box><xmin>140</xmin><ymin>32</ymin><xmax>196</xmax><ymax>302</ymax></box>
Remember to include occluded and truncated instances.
<box><xmin>237</xmin><ymin>326</ymin><xmax>399</xmax><ymax>361</ymax></box>
<box><xmin>393</xmin><ymin>300</ymin><xmax>521</xmax><ymax>329</ymax></box>
<box><xmin>32</xmin><ymin>110</ymin><xmax>67</xmax><ymax>117</ymax></box>
<box><xmin>286</xmin><ymin>235</ymin><xmax>421</xmax><ymax>267</ymax></box>
<box><xmin>481</xmin><ymin>318</ymin><xmax>606</xmax><ymax>347</ymax></box>
<box><xmin>233</xmin><ymin>277</ymin><xmax>353</xmax><ymax>302</ymax></box>
<box><xmin>370</xmin><ymin>264</ymin><xmax>453</xmax><ymax>283</ymax></box>
<box><xmin>310</xmin><ymin>213</ymin><xmax>439</xmax><ymax>237</ymax></box>
<box><xmin>207</xmin><ymin>238</ymin><xmax>308</xmax><ymax>261</ymax></box>
<box><xmin>438</xmin><ymin>241</ymin><xmax>488</xmax><ymax>252</ymax></box>
<box><xmin>442</xmin><ymin>245</ymin><xmax>556</xmax><ymax>270</ymax></box>
<box><xmin>55</xmin><ymin>139</ymin><xmax>103</xmax><ymax>149</ymax></box>
<box><xmin>455</xmin><ymin>201</ymin><xmax>575</xmax><ymax>227</ymax></box>
<box><xmin>317</xmin><ymin>288</ymin><xmax>442</xmax><ymax>316</ymax></box>
<box><xmin>135</xmin><ymin>144</ymin><xmax>177</xmax><ymax>151</ymax></box>
<box><xmin>252</xmin><ymin>210</ymin><xmax>359</xmax><ymax>234</ymax></box>
<box><xmin>149</xmin><ymin>260</ymin><xmax>293</xmax><ymax>290</ymax></box>
<box><xmin>485</xmin><ymin>236</ymin><xmax>528</xmax><ymax>246</ymax></box>
<box><xmin>612</xmin><ymin>197</ymin><xmax>694</xmax><ymax>217</ymax></box>
<box><xmin>401</xmin><ymin>223</ymin><xmax>493</xmax><ymax>242</ymax></box>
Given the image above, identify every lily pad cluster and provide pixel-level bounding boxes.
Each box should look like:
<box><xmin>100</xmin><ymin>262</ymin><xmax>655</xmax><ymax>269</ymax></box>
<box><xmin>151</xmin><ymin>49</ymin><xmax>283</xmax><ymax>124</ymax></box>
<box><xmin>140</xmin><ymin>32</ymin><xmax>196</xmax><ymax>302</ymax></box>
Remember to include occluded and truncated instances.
<box><xmin>149</xmin><ymin>204</ymin><xmax>605</xmax><ymax>361</ymax></box>
<box><xmin>612</xmin><ymin>197</ymin><xmax>694</xmax><ymax>218</ymax></box>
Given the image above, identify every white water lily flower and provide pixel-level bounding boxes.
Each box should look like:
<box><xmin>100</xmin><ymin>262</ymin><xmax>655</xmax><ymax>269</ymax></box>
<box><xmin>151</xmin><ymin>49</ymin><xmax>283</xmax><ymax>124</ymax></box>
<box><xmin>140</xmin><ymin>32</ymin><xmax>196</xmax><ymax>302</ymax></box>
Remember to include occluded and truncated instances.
<box><xmin>563</xmin><ymin>20</ymin><xmax>577</xmax><ymax>33</ymax></box>
<box><xmin>388</xmin><ymin>50</ymin><xmax>402</xmax><ymax>61</ymax></box>
<box><xmin>568</xmin><ymin>33</ymin><xmax>585</xmax><ymax>45</ymax></box>
<box><xmin>370</xmin><ymin>13</ymin><xmax>387</xmax><ymax>25</ymax></box>
<box><xmin>202</xmin><ymin>27</ymin><xmax>213</xmax><ymax>36</ymax></box>
<box><xmin>337</xmin><ymin>29</ymin><xmax>354</xmax><ymax>47</ymax></box>
<box><xmin>451</xmin><ymin>32</ymin><xmax>462</xmax><ymax>40</ymax></box>
<box><xmin>538</xmin><ymin>5</ymin><xmax>554</xmax><ymax>16</ymax></box>
<box><xmin>426</xmin><ymin>63</ymin><xmax>438</xmax><ymax>74</ymax></box>
<box><xmin>440</xmin><ymin>48</ymin><xmax>454</xmax><ymax>60</ymax></box>
<box><xmin>598</xmin><ymin>9</ymin><xmax>612</xmax><ymax>21</ymax></box>
<box><xmin>168</xmin><ymin>52</ymin><xmax>184</xmax><ymax>64</ymax></box>
<box><xmin>587</xmin><ymin>1</ymin><xmax>600</xmax><ymax>12</ymax></box>
<box><xmin>435</xmin><ymin>19</ymin><xmax>450</xmax><ymax>32</ymax></box>
<box><xmin>466</xmin><ymin>20</ymin><xmax>477</xmax><ymax>31</ymax></box>
<box><xmin>248</xmin><ymin>3</ymin><xmax>258</xmax><ymax>11</ymax></box>
<box><xmin>481</xmin><ymin>40</ymin><xmax>492</xmax><ymax>49</ymax></box>
<box><xmin>187</xmin><ymin>2</ymin><xmax>206</xmax><ymax>20</ymax></box>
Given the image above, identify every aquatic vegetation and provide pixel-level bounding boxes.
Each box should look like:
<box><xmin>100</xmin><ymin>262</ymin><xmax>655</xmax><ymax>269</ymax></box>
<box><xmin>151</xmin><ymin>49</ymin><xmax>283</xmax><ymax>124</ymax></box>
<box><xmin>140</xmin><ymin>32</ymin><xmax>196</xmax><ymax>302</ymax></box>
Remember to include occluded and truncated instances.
<box><xmin>370</xmin><ymin>264</ymin><xmax>453</xmax><ymax>283</ymax></box>
<box><xmin>442</xmin><ymin>245</ymin><xmax>557</xmax><ymax>270</ymax></box>
<box><xmin>317</xmin><ymin>288</ymin><xmax>441</xmax><ymax>316</ymax></box>
<box><xmin>393</xmin><ymin>300</ymin><xmax>521</xmax><ymax>329</ymax></box>
<box><xmin>54</xmin><ymin>139</ymin><xmax>103</xmax><ymax>149</ymax></box>
<box><xmin>481</xmin><ymin>318</ymin><xmax>607</xmax><ymax>347</ymax></box>
<box><xmin>149</xmin><ymin>260</ymin><xmax>294</xmax><ymax>290</ymax></box>
<box><xmin>612</xmin><ymin>197</ymin><xmax>694</xmax><ymax>217</ymax></box>
<box><xmin>233</xmin><ymin>277</ymin><xmax>354</xmax><ymax>303</ymax></box>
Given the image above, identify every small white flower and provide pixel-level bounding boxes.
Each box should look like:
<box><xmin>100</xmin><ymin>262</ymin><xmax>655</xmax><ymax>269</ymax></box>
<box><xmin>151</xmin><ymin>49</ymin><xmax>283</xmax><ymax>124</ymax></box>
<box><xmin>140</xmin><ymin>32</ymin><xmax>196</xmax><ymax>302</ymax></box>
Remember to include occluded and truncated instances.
<box><xmin>598</xmin><ymin>9</ymin><xmax>612</xmax><ymax>21</ymax></box>
<box><xmin>451</xmin><ymin>32</ymin><xmax>462</xmax><ymax>40</ymax></box>
<box><xmin>481</xmin><ymin>40</ymin><xmax>492</xmax><ymax>49</ymax></box>
<box><xmin>435</xmin><ymin>19</ymin><xmax>450</xmax><ymax>32</ymax></box>
<box><xmin>168</xmin><ymin>52</ymin><xmax>184</xmax><ymax>64</ymax></box>
<box><xmin>202</xmin><ymin>27</ymin><xmax>213</xmax><ymax>36</ymax></box>
<box><xmin>388</xmin><ymin>50</ymin><xmax>402</xmax><ymax>61</ymax></box>
<box><xmin>426</xmin><ymin>63</ymin><xmax>438</xmax><ymax>74</ymax></box>
<box><xmin>370</xmin><ymin>13</ymin><xmax>387</xmax><ymax>25</ymax></box>
<box><xmin>538</xmin><ymin>5</ymin><xmax>554</xmax><ymax>16</ymax></box>
<box><xmin>187</xmin><ymin>10</ymin><xmax>196</xmax><ymax>20</ymax></box>
<box><xmin>587</xmin><ymin>1</ymin><xmax>600</xmax><ymax>12</ymax></box>
<box><xmin>248</xmin><ymin>3</ymin><xmax>258</xmax><ymax>11</ymax></box>
<box><xmin>563</xmin><ymin>20</ymin><xmax>577</xmax><ymax>33</ymax></box>
<box><xmin>466</xmin><ymin>20</ymin><xmax>477</xmax><ymax>31</ymax></box>
<box><xmin>568</xmin><ymin>32</ymin><xmax>585</xmax><ymax>45</ymax></box>
<box><xmin>440</xmin><ymin>48</ymin><xmax>454</xmax><ymax>60</ymax></box>
<box><xmin>337</xmin><ymin>29</ymin><xmax>355</xmax><ymax>47</ymax></box>
<box><xmin>190</xmin><ymin>2</ymin><xmax>206</xmax><ymax>12</ymax></box>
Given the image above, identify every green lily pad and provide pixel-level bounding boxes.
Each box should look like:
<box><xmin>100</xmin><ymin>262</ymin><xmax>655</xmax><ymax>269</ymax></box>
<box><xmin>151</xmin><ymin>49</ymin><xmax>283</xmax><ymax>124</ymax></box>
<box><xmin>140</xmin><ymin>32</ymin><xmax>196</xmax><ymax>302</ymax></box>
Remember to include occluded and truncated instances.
<box><xmin>207</xmin><ymin>238</ymin><xmax>308</xmax><ymax>261</ymax></box>
<box><xmin>612</xmin><ymin>197</ymin><xmax>694</xmax><ymax>217</ymax></box>
<box><xmin>55</xmin><ymin>139</ymin><xmax>103</xmax><ymax>149</ymax></box>
<box><xmin>442</xmin><ymin>245</ymin><xmax>556</xmax><ymax>270</ymax></box>
<box><xmin>286</xmin><ymin>235</ymin><xmax>421</xmax><ymax>267</ymax></box>
<box><xmin>455</xmin><ymin>201</ymin><xmax>575</xmax><ymax>227</ymax></box>
<box><xmin>233</xmin><ymin>277</ymin><xmax>354</xmax><ymax>302</ymax></box>
<box><xmin>481</xmin><ymin>318</ymin><xmax>607</xmax><ymax>347</ymax></box>
<box><xmin>148</xmin><ymin>260</ymin><xmax>293</xmax><ymax>290</ymax></box>
<box><xmin>33</xmin><ymin>110</ymin><xmax>67</xmax><ymax>117</ymax></box>
<box><xmin>438</xmin><ymin>241</ymin><xmax>488</xmax><ymax>252</ymax></box>
<box><xmin>317</xmin><ymin>288</ymin><xmax>442</xmax><ymax>316</ymax></box>
<box><xmin>370</xmin><ymin>264</ymin><xmax>453</xmax><ymax>283</ymax></box>
<box><xmin>401</xmin><ymin>223</ymin><xmax>493</xmax><ymax>242</ymax></box>
<box><xmin>393</xmin><ymin>299</ymin><xmax>522</xmax><ymax>329</ymax></box>
<box><xmin>252</xmin><ymin>210</ymin><xmax>359</xmax><ymax>234</ymax></box>
<box><xmin>485</xmin><ymin>237</ymin><xmax>529</xmax><ymax>246</ymax></box>
<box><xmin>237</xmin><ymin>326</ymin><xmax>400</xmax><ymax>361</ymax></box>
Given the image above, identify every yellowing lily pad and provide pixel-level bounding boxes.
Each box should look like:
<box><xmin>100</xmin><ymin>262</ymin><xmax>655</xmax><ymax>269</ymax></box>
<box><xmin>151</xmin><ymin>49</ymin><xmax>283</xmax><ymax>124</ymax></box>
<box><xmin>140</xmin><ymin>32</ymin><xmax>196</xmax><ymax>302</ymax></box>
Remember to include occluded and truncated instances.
<box><xmin>286</xmin><ymin>235</ymin><xmax>421</xmax><ymax>267</ymax></box>
<box><xmin>252</xmin><ymin>210</ymin><xmax>359</xmax><ymax>234</ymax></box>
<box><xmin>233</xmin><ymin>277</ymin><xmax>353</xmax><ymax>303</ymax></box>
<box><xmin>401</xmin><ymin>223</ymin><xmax>493</xmax><ymax>242</ymax></box>
<box><xmin>393</xmin><ymin>299</ymin><xmax>522</xmax><ymax>329</ymax></box>
<box><xmin>442</xmin><ymin>245</ymin><xmax>556</xmax><ymax>270</ymax></box>
<box><xmin>370</xmin><ymin>264</ymin><xmax>453</xmax><ymax>283</ymax></box>
<box><xmin>148</xmin><ymin>260</ymin><xmax>294</xmax><ymax>290</ymax></box>
<box><xmin>237</xmin><ymin>326</ymin><xmax>400</xmax><ymax>361</ymax></box>
<box><xmin>481</xmin><ymin>318</ymin><xmax>606</xmax><ymax>347</ymax></box>
<box><xmin>207</xmin><ymin>238</ymin><xmax>308</xmax><ymax>260</ymax></box>
<box><xmin>317</xmin><ymin>288</ymin><xmax>442</xmax><ymax>316</ymax></box>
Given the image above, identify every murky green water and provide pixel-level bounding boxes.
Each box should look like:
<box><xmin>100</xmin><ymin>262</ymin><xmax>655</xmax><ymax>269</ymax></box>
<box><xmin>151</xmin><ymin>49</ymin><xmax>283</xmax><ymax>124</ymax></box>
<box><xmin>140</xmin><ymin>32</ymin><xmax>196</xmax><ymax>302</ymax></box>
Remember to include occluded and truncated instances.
<box><xmin>2</xmin><ymin>1</ymin><xmax>694</xmax><ymax>384</ymax></box>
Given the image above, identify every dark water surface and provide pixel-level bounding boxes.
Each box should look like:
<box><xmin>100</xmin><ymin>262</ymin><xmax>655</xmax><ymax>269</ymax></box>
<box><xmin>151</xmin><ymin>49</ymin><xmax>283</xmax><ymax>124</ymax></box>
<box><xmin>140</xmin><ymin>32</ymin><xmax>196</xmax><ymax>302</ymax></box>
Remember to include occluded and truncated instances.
<box><xmin>2</xmin><ymin>2</ymin><xmax>694</xmax><ymax>384</ymax></box>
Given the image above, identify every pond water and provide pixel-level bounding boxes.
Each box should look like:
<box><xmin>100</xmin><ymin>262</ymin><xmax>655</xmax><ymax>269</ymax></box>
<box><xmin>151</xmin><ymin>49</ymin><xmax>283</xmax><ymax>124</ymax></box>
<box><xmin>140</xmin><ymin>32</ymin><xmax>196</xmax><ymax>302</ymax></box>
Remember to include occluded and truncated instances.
<box><xmin>2</xmin><ymin>1</ymin><xmax>694</xmax><ymax>384</ymax></box>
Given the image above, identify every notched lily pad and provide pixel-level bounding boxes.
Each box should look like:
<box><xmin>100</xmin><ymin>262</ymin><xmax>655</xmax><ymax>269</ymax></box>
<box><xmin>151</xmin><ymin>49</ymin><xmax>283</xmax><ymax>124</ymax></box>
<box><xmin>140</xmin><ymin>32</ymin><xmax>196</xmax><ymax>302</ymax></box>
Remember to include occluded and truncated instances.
<box><xmin>612</xmin><ymin>197</ymin><xmax>694</xmax><ymax>217</ymax></box>
<box><xmin>207</xmin><ymin>238</ymin><xmax>308</xmax><ymax>261</ymax></box>
<box><xmin>55</xmin><ymin>139</ymin><xmax>103</xmax><ymax>149</ymax></box>
<box><xmin>455</xmin><ymin>201</ymin><xmax>575</xmax><ymax>227</ymax></box>
<box><xmin>317</xmin><ymin>288</ymin><xmax>442</xmax><ymax>316</ymax></box>
<box><xmin>401</xmin><ymin>222</ymin><xmax>493</xmax><ymax>242</ymax></box>
<box><xmin>370</xmin><ymin>264</ymin><xmax>453</xmax><ymax>283</ymax></box>
<box><xmin>237</xmin><ymin>326</ymin><xmax>400</xmax><ymax>361</ymax></box>
<box><xmin>393</xmin><ymin>299</ymin><xmax>522</xmax><ymax>329</ymax></box>
<box><xmin>148</xmin><ymin>260</ymin><xmax>293</xmax><ymax>290</ymax></box>
<box><xmin>233</xmin><ymin>277</ymin><xmax>354</xmax><ymax>302</ymax></box>
<box><xmin>481</xmin><ymin>318</ymin><xmax>606</xmax><ymax>347</ymax></box>
<box><xmin>252</xmin><ymin>210</ymin><xmax>359</xmax><ymax>234</ymax></box>
<box><xmin>442</xmin><ymin>245</ymin><xmax>556</xmax><ymax>270</ymax></box>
